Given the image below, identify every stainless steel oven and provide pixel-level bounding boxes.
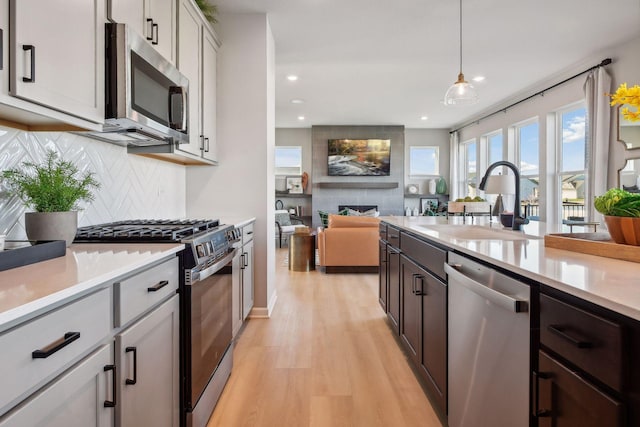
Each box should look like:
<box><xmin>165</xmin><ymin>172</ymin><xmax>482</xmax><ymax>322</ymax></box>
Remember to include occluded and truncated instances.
<box><xmin>182</xmin><ymin>245</ymin><xmax>237</xmax><ymax>427</ymax></box>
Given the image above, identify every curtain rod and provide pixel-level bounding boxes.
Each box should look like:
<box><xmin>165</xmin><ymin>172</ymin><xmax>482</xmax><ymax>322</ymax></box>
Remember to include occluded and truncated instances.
<box><xmin>450</xmin><ymin>58</ymin><xmax>612</xmax><ymax>134</ymax></box>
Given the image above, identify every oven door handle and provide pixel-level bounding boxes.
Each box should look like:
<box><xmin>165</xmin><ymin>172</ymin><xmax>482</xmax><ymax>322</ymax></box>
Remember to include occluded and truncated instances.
<box><xmin>192</xmin><ymin>248</ymin><xmax>238</xmax><ymax>283</ymax></box>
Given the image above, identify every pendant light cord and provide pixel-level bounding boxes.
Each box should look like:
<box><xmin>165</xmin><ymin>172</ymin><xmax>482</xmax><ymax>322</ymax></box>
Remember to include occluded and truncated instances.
<box><xmin>459</xmin><ymin>0</ymin><xmax>463</xmax><ymax>75</ymax></box>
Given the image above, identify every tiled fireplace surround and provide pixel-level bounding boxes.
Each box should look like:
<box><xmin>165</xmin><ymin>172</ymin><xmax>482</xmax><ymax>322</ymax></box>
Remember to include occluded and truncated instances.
<box><xmin>0</xmin><ymin>125</ymin><xmax>186</xmax><ymax>240</ymax></box>
<box><xmin>311</xmin><ymin>125</ymin><xmax>405</xmax><ymax>228</ymax></box>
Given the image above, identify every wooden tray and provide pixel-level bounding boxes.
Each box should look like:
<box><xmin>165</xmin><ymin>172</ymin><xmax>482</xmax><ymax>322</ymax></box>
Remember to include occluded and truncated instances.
<box><xmin>544</xmin><ymin>233</ymin><xmax>640</xmax><ymax>263</ymax></box>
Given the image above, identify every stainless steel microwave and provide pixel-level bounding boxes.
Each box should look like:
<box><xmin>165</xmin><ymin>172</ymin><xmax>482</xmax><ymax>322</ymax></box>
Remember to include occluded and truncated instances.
<box><xmin>89</xmin><ymin>23</ymin><xmax>189</xmax><ymax>146</ymax></box>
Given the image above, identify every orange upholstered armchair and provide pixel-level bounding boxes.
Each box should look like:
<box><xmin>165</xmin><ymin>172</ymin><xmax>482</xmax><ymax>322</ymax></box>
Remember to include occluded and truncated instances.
<box><xmin>317</xmin><ymin>214</ymin><xmax>380</xmax><ymax>273</ymax></box>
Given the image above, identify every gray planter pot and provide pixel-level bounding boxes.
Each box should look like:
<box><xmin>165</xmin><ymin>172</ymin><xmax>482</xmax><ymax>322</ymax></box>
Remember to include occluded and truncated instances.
<box><xmin>25</xmin><ymin>211</ymin><xmax>78</xmax><ymax>247</ymax></box>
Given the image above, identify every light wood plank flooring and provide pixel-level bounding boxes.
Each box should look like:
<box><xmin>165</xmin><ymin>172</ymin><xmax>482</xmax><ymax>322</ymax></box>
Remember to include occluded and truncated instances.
<box><xmin>207</xmin><ymin>248</ymin><xmax>441</xmax><ymax>427</ymax></box>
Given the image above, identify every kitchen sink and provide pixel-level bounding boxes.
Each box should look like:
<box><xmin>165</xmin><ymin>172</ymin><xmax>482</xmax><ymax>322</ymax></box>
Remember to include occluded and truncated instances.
<box><xmin>418</xmin><ymin>224</ymin><xmax>541</xmax><ymax>241</ymax></box>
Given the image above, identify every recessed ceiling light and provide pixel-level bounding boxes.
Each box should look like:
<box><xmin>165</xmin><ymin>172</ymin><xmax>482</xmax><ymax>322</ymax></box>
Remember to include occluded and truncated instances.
<box><xmin>420</xmin><ymin>116</ymin><xmax>429</xmax><ymax>121</ymax></box>
<box><xmin>291</xmin><ymin>99</ymin><xmax>305</xmax><ymax>104</ymax></box>
<box><xmin>472</xmin><ymin>76</ymin><xmax>485</xmax><ymax>82</ymax></box>
<box><xmin>297</xmin><ymin>115</ymin><xmax>305</xmax><ymax>121</ymax></box>
<box><xmin>287</xmin><ymin>75</ymin><xmax>299</xmax><ymax>81</ymax></box>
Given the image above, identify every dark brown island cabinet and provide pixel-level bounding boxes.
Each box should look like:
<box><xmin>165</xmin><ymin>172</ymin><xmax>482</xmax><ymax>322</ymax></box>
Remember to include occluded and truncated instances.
<box><xmin>534</xmin><ymin>287</ymin><xmax>640</xmax><ymax>427</ymax></box>
<box><xmin>379</xmin><ymin>222</ymin><xmax>447</xmax><ymax>418</ymax></box>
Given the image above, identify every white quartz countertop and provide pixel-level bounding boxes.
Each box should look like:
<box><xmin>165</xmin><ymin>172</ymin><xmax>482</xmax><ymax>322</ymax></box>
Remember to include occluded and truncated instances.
<box><xmin>381</xmin><ymin>216</ymin><xmax>640</xmax><ymax>321</ymax></box>
<box><xmin>220</xmin><ymin>216</ymin><xmax>256</xmax><ymax>228</ymax></box>
<box><xmin>0</xmin><ymin>243</ymin><xmax>184</xmax><ymax>332</ymax></box>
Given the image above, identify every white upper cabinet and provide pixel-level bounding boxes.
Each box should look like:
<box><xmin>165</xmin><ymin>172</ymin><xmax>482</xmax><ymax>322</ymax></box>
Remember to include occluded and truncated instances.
<box><xmin>9</xmin><ymin>0</ymin><xmax>106</xmax><ymax>124</ymax></box>
<box><xmin>109</xmin><ymin>0</ymin><xmax>176</xmax><ymax>64</ymax></box>
<box><xmin>177</xmin><ymin>0</ymin><xmax>220</xmax><ymax>163</ymax></box>
<box><xmin>201</xmin><ymin>25</ymin><xmax>219</xmax><ymax>162</ymax></box>
<box><xmin>177</xmin><ymin>0</ymin><xmax>203</xmax><ymax>157</ymax></box>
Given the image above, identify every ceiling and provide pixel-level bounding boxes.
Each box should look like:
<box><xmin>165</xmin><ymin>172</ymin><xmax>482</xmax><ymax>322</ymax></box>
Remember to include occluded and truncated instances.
<box><xmin>213</xmin><ymin>0</ymin><xmax>640</xmax><ymax>129</ymax></box>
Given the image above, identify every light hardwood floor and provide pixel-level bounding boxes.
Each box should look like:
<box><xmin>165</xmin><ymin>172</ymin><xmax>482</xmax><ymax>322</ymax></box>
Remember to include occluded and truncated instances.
<box><xmin>207</xmin><ymin>248</ymin><xmax>442</xmax><ymax>427</ymax></box>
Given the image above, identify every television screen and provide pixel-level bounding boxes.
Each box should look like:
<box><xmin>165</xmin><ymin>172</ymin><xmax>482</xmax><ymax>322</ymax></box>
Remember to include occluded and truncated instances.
<box><xmin>328</xmin><ymin>139</ymin><xmax>391</xmax><ymax>176</ymax></box>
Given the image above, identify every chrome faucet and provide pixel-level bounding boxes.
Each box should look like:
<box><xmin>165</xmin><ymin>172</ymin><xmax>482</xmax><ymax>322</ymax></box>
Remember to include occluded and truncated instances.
<box><xmin>479</xmin><ymin>161</ymin><xmax>529</xmax><ymax>231</ymax></box>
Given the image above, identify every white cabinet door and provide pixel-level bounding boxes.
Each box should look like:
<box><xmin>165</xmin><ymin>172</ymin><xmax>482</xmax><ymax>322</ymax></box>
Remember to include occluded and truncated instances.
<box><xmin>146</xmin><ymin>0</ymin><xmax>176</xmax><ymax>64</ymax></box>
<box><xmin>177</xmin><ymin>0</ymin><xmax>203</xmax><ymax>157</ymax></box>
<box><xmin>10</xmin><ymin>0</ymin><xmax>105</xmax><ymax>123</ymax></box>
<box><xmin>242</xmin><ymin>239</ymin><xmax>254</xmax><ymax>320</ymax></box>
<box><xmin>109</xmin><ymin>0</ymin><xmax>175</xmax><ymax>64</ymax></box>
<box><xmin>201</xmin><ymin>25</ymin><xmax>219</xmax><ymax>163</ymax></box>
<box><xmin>232</xmin><ymin>248</ymin><xmax>243</xmax><ymax>337</ymax></box>
<box><xmin>116</xmin><ymin>295</ymin><xmax>179</xmax><ymax>427</ymax></box>
<box><xmin>0</xmin><ymin>344</ymin><xmax>114</xmax><ymax>427</ymax></box>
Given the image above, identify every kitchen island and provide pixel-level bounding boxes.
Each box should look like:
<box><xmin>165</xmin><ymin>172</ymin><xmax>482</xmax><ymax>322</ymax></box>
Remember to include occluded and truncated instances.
<box><xmin>380</xmin><ymin>215</ymin><xmax>640</xmax><ymax>427</ymax></box>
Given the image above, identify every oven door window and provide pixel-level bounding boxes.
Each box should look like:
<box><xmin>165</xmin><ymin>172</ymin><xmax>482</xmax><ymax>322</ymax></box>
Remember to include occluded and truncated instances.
<box><xmin>189</xmin><ymin>264</ymin><xmax>232</xmax><ymax>405</ymax></box>
<box><xmin>130</xmin><ymin>51</ymin><xmax>174</xmax><ymax>127</ymax></box>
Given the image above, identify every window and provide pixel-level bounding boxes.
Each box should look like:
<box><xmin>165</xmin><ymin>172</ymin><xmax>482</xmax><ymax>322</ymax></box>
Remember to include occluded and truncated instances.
<box><xmin>558</xmin><ymin>106</ymin><xmax>587</xmax><ymax>220</ymax></box>
<box><xmin>487</xmin><ymin>131</ymin><xmax>503</xmax><ymax>165</ymax></box>
<box><xmin>460</xmin><ymin>140</ymin><xmax>477</xmax><ymax>197</ymax></box>
<box><xmin>516</xmin><ymin>121</ymin><xmax>540</xmax><ymax>217</ymax></box>
<box><xmin>274</xmin><ymin>146</ymin><xmax>302</xmax><ymax>176</ymax></box>
<box><xmin>409</xmin><ymin>146</ymin><xmax>439</xmax><ymax>176</ymax></box>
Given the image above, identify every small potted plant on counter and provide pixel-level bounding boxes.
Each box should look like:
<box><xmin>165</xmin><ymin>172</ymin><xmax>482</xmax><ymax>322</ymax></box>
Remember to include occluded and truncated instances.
<box><xmin>1</xmin><ymin>150</ymin><xmax>100</xmax><ymax>247</ymax></box>
<box><xmin>594</xmin><ymin>188</ymin><xmax>640</xmax><ymax>245</ymax></box>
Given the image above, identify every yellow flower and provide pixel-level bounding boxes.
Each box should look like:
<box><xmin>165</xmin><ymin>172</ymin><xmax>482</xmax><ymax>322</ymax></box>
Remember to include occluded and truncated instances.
<box><xmin>607</xmin><ymin>83</ymin><xmax>640</xmax><ymax>122</ymax></box>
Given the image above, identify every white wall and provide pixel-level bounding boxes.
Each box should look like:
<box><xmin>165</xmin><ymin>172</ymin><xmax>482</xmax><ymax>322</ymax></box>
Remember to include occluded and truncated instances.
<box><xmin>404</xmin><ymin>128</ymin><xmax>451</xmax><ymax>194</ymax></box>
<box><xmin>186</xmin><ymin>13</ymin><xmax>276</xmax><ymax>316</ymax></box>
<box><xmin>0</xmin><ymin>126</ymin><xmax>186</xmax><ymax>238</ymax></box>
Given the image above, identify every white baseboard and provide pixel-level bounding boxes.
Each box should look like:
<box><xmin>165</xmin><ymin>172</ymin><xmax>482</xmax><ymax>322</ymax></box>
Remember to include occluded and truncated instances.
<box><xmin>247</xmin><ymin>292</ymin><xmax>278</xmax><ymax>318</ymax></box>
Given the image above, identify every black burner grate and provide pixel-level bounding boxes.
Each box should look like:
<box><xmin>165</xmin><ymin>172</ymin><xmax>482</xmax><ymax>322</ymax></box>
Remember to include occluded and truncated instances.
<box><xmin>74</xmin><ymin>219</ymin><xmax>220</xmax><ymax>243</ymax></box>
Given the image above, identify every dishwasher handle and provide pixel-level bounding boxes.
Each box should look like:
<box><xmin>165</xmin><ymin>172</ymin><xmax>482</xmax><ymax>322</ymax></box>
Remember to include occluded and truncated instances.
<box><xmin>445</xmin><ymin>263</ymin><xmax>528</xmax><ymax>313</ymax></box>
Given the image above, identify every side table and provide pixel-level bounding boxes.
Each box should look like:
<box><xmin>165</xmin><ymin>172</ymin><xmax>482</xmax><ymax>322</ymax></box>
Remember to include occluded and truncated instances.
<box><xmin>289</xmin><ymin>233</ymin><xmax>316</xmax><ymax>271</ymax></box>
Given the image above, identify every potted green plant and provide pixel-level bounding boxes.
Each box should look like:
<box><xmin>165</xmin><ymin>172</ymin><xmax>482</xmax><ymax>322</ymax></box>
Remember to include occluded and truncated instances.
<box><xmin>1</xmin><ymin>150</ymin><xmax>100</xmax><ymax>247</ymax></box>
<box><xmin>594</xmin><ymin>188</ymin><xmax>640</xmax><ymax>245</ymax></box>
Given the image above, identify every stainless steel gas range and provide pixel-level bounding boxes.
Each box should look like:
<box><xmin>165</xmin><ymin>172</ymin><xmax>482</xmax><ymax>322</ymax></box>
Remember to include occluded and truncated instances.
<box><xmin>75</xmin><ymin>219</ymin><xmax>238</xmax><ymax>427</ymax></box>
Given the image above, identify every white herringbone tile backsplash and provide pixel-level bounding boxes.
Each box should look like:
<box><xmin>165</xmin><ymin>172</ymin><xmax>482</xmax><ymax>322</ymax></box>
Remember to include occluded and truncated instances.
<box><xmin>0</xmin><ymin>125</ymin><xmax>186</xmax><ymax>239</ymax></box>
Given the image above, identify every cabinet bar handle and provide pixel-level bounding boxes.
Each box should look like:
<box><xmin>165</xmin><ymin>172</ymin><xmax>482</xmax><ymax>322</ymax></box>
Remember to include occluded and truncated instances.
<box><xmin>147</xmin><ymin>280</ymin><xmax>169</xmax><ymax>292</ymax></box>
<box><xmin>243</xmin><ymin>251</ymin><xmax>248</xmax><ymax>267</ymax></box>
<box><xmin>199</xmin><ymin>134</ymin><xmax>205</xmax><ymax>151</ymax></box>
<box><xmin>204</xmin><ymin>137</ymin><xmax>210</xmax><ymax>153</ymax></box>
<box><xmin>146</xmin><ymin>18</ymin><xmax>154</xmax><ymax>41</ymax></box>
<box><xmin>0</xmin><ymin>29</ymin><xmax>4</xmax><ymax>70</ymax></box>
<box><xmin>32</xmin><ymin>331</ymin><xmax>80</xmax><ymax>358</ymax></box>
<box><xmin>125</xmin><ymin>346</ymin><xmax>138</xmax><ymax>385</ymax></box>
<box><xmin>416</xmin><ymin>275</ymin><xmax>426</xmax><ymax>296</ymax></box>
<box><xmin>532</xmin><ymin>371</ymin><xmax>552</xmax><ymax>417</ymax></box>
<box><xmin>103</xmin><ymin>364</ymin><xmax>117</xmax><ymax>408</ymax></box>
<box><xmin>152</xmin><ymin>23</ymin><xmax>159</xmax><ymax>45</ymax></box>
<box><xmin>547</xmin><ymin>325</ymin><xmax>593</xmax><ymax>348</ymax></box>
<box><xmin>22</xmin><ymin>44</ymin><xmax>35</xmax><ymax>83</ymax></box>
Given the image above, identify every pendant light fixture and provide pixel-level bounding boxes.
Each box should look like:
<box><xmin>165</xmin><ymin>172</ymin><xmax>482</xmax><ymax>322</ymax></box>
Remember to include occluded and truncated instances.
<box><xmin>443</xmin><ymin>0</ymin><xmax>478</xmax><ymax>106</ymax></box>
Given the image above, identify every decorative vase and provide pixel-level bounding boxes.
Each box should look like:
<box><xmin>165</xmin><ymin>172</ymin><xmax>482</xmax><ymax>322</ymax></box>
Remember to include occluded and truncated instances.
<box><xmin>25</xmin><ymin>211</ymin><xmax>78</xmax><ymax>247</ymax></box>
<box><xmin>428</xmin><ymin>179</ymin><xmax>437</xmax><ymax>195</ymax></box>
<box><xmin>604</xmin><ymin>215</ymin><xmax>640</xmax><ymax>246</ymax></box>
<box><xmin>436</xmin><ymin>177</ymin><xmax>447</xmax><ymax>194</ymax></box>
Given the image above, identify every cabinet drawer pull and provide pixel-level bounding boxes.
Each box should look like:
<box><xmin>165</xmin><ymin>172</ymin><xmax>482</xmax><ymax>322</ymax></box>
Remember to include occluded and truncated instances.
<box><xmin>146</xmin><ymin>18</ymin><xmax>154</xmax><ymax>41</ymax></box>
<box><xmin>147</xmin><ymin>280</ymin><xmax>169</xmax><ymax>292</ymax></box>
<box><xmin>32</xmin><ymin>331</ymin><xmax>80</xmax><ymax>359</ymax></box>
<box><xmin>22</xmin><ymin>44</ymin><xmax>35</xmax><ymax>83</ymax></box>
<box><xmin>125</xmin><ymin>346</ymin><xmax>138</xmax><ymax>385</ymax></box>
<box><xmin>0</xmin><ymin>29</ymin><xmax>4</xmax><ymax>70</ymax></box>
<box><xmin>103</xmin><ymin>364</ymin><xmax>117</xmax><ymax>408</ymax></box>
<box><xmin>547</xmin><ymin>324</ymin><xmax>593</xmax><ymax>348</ymax></box>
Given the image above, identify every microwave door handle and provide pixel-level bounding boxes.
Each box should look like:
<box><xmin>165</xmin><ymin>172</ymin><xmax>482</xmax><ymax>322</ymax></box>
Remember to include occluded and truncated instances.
<box><xmin>168</xmin><ymin>86</ymin><xmax>187</xmax><ymax>132</ymax></box>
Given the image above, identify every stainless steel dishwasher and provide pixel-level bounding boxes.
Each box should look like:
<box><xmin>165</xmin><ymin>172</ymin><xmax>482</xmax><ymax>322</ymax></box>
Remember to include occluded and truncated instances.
<box><xmin>445</xmin><ymin>252</ymin><xmax>530</xmax><ymax>427</ymax></box>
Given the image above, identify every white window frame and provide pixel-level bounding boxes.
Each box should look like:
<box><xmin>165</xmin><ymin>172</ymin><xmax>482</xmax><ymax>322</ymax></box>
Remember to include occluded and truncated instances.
<box><xmin>274</xmin><ymin>146</ymin><xmax>302</xmax><ymax>176</ymax></box>
<box><xmin>485</xmin><ymin>129</ymin><xmax>504</xmax><ymax>166</ymax></box>
<box><xmin>409</xmin><ymin>146</ymin><xmax>440</xmax><ymax>177</ymax></box>
<box><xmin>459</xmin><ymin>139</ymin><xmax>477</xmax><ymax>197</ymax></box>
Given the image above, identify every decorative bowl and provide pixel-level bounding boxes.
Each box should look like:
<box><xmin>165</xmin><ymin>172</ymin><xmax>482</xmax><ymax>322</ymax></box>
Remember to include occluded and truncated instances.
<box><xmin>604</xmin><ymin>215</ymin><xmax>640</xmax><ymax>245</ymax></box>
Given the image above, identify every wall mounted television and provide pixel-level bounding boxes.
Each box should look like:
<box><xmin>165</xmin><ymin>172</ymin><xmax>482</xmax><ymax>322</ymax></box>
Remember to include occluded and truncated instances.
<box><xmin>328</xmin><ymin>139</ymin><xmax>391</xmax><ymax>176</ymax></box>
